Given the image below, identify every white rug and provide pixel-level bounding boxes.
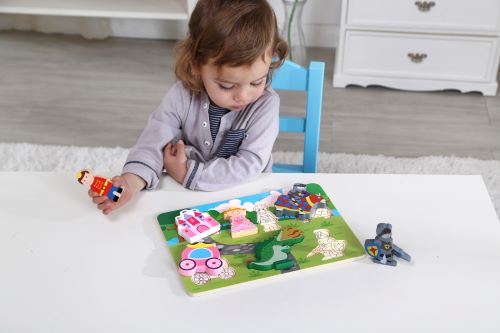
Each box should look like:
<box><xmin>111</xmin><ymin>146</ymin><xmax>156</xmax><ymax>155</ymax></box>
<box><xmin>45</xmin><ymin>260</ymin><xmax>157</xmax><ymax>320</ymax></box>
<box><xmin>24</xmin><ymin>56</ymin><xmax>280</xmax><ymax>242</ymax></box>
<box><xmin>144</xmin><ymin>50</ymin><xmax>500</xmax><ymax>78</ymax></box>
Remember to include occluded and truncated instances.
<box><xmin>1</xmin><ymin>142</ymin><xmax>499</xmax><ymax>215</ymax></box>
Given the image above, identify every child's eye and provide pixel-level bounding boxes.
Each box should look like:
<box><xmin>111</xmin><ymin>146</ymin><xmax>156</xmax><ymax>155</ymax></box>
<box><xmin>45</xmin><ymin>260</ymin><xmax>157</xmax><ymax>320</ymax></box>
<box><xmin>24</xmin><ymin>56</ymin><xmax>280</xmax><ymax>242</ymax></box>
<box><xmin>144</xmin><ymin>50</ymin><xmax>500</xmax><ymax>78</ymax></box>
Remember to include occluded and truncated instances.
<box><xmin>218</xmin><ymin>84</ymin><xmax>234</xmax><ymax>90</ymax></box>
<box><xmin>251</xmin><ymin>80</ymin><xmax>264</xmax><ymax>87</ymax></box>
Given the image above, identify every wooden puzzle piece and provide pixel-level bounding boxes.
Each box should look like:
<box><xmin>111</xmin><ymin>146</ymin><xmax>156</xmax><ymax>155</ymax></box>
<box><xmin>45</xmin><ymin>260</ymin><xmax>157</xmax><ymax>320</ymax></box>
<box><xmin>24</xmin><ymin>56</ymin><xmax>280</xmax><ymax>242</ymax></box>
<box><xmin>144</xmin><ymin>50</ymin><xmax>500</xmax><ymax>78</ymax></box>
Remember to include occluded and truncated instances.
<box><xmin>247</xmin><ymin>227</ymin><xmax>304</xmax><ymax>271</ymax></box>
<box><xmin>229</xmin><ymin>215</ymin><xmax>258</xmax><ymax>238</ymax></box>
<box><xmin>254</xmin><ymin>202</ymin><xmax>280</xmax><ymax>232</ymax></box>
<box><xmin>307</xmin><ymin>229</ymin><xmax>346</xmax><ymax>260</ymax></box>
<box><xmin>178</xmin><ymin>243</ymin><xmax>224</xmax><ymax>277</ymax></box>
<box><xmin>178</xmin><ymin>243</ymin><xmax>235</xmax><ymax>285</ymax></box>
<box><xmin>76</xmin><ymin>169</ymin><xmax>123</xmax><ymax>202</ymax></box>
<box><xmin>223</xmin><ymin>207</ymin><xmax>258</xmax><ymax>238</ymax></box>
<box><xmin>175</xmin><ymin>209</ymin><xmax>221</xmax><ymax>243</ymax></box>
<box><xmin>274</xmin><ymin>183</ymin><xmax>324</xmax><ymax>222</ymax></box>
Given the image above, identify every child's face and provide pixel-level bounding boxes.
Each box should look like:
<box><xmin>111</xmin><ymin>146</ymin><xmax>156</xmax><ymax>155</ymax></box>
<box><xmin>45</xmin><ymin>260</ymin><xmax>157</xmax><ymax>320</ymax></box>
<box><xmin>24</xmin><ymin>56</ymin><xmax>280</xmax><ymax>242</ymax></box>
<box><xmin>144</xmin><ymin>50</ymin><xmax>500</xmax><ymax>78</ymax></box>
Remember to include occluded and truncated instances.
<box><xmin>200</xmin><ymin>53</ymin><xmax>272</xmax><ymax>111</ymax></box>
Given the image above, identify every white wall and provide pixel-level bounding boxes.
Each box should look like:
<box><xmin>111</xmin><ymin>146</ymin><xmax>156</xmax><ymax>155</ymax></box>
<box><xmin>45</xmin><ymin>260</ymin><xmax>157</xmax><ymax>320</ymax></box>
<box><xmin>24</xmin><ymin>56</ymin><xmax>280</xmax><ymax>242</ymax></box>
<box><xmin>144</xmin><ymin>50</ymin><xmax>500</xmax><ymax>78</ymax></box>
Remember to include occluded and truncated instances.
<box><xmin>0</xmin><ymin>0</ymin><xmax>341</xmax><ymax>47</ymax></box>
<box><xmin>270</xmin><ymin>0</ymin><xmax>342</xmax><ymax>47</ymax></box>
<box><xmin>110</xmin><ymin>0</ymin><xmax>342</xmax><ymax>47</ymax></box>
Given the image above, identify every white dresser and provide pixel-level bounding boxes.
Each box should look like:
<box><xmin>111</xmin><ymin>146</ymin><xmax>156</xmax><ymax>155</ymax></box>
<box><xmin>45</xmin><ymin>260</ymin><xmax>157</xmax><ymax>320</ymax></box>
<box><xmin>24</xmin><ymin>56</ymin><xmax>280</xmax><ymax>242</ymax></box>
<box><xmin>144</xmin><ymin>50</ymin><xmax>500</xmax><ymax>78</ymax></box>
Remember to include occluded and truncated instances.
<box><xmin>333</xmin><ymin>0</ymin><xmax>500</xmax><ymax>96</ymax></box>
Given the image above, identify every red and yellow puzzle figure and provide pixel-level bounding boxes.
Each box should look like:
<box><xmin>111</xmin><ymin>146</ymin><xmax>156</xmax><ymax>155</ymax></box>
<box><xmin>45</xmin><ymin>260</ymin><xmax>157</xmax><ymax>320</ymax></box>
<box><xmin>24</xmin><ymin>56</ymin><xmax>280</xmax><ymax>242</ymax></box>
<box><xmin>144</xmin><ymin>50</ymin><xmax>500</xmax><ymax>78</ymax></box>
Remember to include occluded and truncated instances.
<box><xmin>76</xmin><ymin>170</ymin><xmax>123</xmax><ymax>202</ymax></box>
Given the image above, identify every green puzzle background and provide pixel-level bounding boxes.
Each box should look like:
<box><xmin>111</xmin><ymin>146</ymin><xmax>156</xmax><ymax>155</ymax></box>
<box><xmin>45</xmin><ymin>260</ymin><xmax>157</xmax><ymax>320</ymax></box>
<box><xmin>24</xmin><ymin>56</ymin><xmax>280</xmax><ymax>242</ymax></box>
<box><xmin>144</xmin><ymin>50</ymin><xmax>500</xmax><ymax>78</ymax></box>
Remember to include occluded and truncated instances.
<box><xmin>157</xmin><ymin>183</ymin><xmax>366</xmax><ymax>295</ymax></box>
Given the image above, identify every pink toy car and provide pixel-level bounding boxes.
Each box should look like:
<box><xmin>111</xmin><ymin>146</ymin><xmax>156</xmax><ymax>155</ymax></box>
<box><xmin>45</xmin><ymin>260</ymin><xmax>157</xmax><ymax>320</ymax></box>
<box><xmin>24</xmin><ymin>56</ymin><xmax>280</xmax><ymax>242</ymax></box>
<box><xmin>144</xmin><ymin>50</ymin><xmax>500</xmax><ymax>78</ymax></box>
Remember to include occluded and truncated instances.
<box><xmin>178</xmin><ymin>242</ymin><xmax>235</xmax><ymax>285</ymax></box>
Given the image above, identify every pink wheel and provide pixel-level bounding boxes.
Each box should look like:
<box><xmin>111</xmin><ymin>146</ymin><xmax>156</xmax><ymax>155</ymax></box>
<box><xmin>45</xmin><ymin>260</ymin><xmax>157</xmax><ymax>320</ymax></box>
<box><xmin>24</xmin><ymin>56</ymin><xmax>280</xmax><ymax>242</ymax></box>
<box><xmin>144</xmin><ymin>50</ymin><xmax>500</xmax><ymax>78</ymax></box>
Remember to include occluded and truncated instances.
<box><xmin>205</xmin><ymin>257</ymin><xmax>223</xmax><ymax>276</ymax></box>
<box><xmin>178</xmin><ymin>259</ymin><xmax>197</xmax><ymax>276</ymax></box>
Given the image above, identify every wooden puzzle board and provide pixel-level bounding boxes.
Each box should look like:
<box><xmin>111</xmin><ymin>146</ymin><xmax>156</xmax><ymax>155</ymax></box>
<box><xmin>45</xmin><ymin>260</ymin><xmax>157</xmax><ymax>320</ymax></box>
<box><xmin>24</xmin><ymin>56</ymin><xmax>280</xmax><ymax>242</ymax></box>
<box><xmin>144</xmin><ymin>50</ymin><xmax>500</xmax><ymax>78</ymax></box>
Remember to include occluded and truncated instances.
<box><xmin>157</xmin><ymin>183</ymin><xmax>365</xmax><ymax>296</ymax></box>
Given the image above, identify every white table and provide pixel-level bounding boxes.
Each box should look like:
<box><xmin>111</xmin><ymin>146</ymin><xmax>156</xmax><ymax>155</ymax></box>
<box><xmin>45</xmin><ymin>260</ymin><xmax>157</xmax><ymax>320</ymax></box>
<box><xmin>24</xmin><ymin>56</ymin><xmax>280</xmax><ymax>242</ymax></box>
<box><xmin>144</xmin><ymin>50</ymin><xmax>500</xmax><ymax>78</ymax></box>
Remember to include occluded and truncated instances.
<box><xmin>1</xmin><ymin>173</ymin><xmax>499</xmax><ymax>332</ymax></box>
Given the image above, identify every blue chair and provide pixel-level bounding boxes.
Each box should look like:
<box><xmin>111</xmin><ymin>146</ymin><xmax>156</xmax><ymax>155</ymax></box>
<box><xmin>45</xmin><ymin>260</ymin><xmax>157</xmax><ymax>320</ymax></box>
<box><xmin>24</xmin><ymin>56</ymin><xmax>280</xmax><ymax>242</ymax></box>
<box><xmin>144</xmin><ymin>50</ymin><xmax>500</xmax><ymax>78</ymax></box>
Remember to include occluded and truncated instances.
<box><xmin>271</xmin><ymin>60</ymin><xmax>325</xmax><ymax>173</ymax></box>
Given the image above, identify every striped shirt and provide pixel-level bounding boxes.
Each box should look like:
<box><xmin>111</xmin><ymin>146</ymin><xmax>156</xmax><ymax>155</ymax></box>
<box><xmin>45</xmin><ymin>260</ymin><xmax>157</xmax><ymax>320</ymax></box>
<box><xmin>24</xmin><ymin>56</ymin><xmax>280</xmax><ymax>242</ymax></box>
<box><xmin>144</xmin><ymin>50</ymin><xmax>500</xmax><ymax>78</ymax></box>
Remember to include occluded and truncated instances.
<box><xmin>208</xmin><ymin>104</ymin><xmax>246</xmax><ymax>159</ymax></box>
<box><xmin>208</xmin><ymin>104</ymin><xmax>230</xmax><ymax>142</ymax></box>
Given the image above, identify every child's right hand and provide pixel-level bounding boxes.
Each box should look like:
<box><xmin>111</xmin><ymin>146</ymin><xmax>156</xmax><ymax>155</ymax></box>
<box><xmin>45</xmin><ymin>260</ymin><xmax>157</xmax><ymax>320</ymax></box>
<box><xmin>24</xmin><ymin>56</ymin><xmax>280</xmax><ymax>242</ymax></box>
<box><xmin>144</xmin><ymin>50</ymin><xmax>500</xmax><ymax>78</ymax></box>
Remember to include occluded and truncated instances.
<box><xmin>88</xmin><ymin>172</ymin><xmax>146</xmax><ymax>215</ymax></box>
<box><xmin>163</xmin><ymin>140</ymin><xmax>188</xmax><ymax>184</ymax></box>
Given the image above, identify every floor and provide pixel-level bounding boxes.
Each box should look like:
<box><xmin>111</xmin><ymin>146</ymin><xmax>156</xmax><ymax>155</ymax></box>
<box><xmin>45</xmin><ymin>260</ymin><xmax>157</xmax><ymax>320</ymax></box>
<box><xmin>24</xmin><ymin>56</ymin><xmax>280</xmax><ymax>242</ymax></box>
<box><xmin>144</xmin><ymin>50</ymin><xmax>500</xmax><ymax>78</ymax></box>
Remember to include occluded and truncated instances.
<box><xmin>1</xmin><ymin>31</ymin><xmax>500</xmax><ymax>160</ymax></box>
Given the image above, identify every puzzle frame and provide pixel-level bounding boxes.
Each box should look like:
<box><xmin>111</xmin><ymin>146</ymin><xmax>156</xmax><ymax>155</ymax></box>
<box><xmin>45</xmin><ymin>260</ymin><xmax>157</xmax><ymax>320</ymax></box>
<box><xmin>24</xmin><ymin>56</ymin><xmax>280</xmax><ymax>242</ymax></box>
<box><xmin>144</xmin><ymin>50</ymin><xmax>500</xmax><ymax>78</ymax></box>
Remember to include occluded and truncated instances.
<box><xmin>157</xmin><ymin>183</ymin><xmax>366</xmax><ymax>296</ymax></box>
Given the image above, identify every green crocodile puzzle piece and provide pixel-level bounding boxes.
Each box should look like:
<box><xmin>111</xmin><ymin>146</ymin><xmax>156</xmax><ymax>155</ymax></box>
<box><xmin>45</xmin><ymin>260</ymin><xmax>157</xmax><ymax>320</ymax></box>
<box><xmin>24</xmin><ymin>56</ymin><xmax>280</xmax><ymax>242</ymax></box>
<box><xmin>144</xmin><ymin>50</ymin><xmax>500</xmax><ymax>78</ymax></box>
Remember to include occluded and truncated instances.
<box><xmin>247</xmin><ymin>227</ymin><xmax>304</xmax><ymax>271</ymax></box>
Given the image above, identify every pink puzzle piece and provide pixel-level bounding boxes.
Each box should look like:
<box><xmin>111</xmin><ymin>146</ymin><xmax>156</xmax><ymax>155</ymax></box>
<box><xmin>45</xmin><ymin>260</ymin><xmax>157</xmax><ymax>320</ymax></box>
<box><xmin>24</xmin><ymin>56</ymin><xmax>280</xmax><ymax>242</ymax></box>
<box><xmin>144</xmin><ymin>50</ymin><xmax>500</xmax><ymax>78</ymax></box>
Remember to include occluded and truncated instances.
<box><xmin>178</xmin><ymin>243</ymin><xmax>224</xmax><ymax>277</ymax></box>
<box><xmin>229</xmin><ymin>215</ymin><xmax>258</xmax><ymax>238</ymax></box>
<box><xmin>175</xmin><ymin>209</ymin><xmax>221</xmax><ymax>243</ymax></box>
<box><xmin>223</xmin><ymin>207</ymin><xmax>258</xmax><ymax>239</ymax></box>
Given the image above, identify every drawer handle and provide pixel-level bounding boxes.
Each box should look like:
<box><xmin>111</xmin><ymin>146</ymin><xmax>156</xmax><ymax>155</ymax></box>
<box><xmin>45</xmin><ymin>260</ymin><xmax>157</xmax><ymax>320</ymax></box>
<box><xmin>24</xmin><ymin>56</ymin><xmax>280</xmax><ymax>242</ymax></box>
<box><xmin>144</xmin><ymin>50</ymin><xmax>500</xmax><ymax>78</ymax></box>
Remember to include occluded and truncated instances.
<box><xmin>415</xmin><ymin>1</ymin><xmax>435</xmax><ymax>12</ymax></box>
<box><xmin>408</xmin><ymin>53</ymin><xmax>427</xmax><ymax>63</ymax></box>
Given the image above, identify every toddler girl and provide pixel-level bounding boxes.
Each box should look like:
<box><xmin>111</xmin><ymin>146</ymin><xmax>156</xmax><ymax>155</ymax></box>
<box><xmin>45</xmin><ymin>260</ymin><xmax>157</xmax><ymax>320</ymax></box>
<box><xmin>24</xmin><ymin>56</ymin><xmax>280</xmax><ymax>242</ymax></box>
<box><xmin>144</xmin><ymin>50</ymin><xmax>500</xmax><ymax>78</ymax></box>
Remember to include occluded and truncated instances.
<box><xmin>90</xmin><ymin>0</ymin><xmax>288</xmax><ymax>214</ymax></box>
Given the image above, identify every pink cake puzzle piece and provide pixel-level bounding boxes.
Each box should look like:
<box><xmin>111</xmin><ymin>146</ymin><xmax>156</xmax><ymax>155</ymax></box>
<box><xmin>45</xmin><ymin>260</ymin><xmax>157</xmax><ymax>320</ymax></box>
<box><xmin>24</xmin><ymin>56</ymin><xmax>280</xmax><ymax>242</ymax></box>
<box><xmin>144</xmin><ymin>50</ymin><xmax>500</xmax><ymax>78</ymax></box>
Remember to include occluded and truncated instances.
<box><xmin>175</xmin><ymin>209</ymin><xmax>221</xmax><ymax>243</ymax></box>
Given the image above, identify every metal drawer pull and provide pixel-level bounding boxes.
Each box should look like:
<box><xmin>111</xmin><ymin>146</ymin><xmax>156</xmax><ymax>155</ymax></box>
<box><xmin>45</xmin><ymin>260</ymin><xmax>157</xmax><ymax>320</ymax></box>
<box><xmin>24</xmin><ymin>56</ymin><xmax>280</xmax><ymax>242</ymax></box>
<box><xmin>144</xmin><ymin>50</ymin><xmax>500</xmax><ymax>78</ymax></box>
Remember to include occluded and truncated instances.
<box><xmin>415</xmin><ymin>1</ymin><xmax>435</xmax><ymax>12</ymax></box>
<box><xmin>408</xmin><ymin>53</ymin><xmax>427</xmax><ymax>63</ymax></box>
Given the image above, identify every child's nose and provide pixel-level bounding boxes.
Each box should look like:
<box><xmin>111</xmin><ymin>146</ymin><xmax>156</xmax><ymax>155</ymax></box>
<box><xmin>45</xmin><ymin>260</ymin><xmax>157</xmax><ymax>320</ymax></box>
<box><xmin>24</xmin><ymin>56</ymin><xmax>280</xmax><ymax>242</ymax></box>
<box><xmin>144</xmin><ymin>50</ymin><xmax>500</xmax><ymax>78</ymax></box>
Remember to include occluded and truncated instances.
<box><xmin>234</xmin><ymin>90</ymin><xmax>249</xmax><ymax>104</ymax></box>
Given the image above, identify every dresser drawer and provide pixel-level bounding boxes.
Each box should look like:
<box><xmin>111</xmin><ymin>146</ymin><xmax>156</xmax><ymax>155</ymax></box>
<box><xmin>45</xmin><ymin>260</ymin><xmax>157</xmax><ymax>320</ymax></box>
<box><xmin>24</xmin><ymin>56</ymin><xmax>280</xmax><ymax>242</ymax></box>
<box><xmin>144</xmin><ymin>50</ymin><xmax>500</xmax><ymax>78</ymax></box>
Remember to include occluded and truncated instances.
<box><xmin>341</xmin><ymin>31</ymin><xmax>497</xmax><ymax>82</ymax></box>
<box><xmin>346</xmin><ymin>0</ymin><xmax>500</xmax><ymax>32</ymax></box>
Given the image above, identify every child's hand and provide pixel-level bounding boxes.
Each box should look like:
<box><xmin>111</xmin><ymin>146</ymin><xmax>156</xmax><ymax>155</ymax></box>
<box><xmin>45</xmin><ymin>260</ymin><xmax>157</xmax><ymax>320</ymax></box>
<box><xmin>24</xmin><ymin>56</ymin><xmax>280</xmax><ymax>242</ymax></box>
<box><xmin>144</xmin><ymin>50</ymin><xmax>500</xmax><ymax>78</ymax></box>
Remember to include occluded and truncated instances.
<box><xmin>164</xmin><ymin>140</ymin><xmax>188</xmax><ymax>184</ymax></box>
<box><xmin>88</xmin><ymin>173</ymin><xmax>145</xmax><ymax>215</ymax></box>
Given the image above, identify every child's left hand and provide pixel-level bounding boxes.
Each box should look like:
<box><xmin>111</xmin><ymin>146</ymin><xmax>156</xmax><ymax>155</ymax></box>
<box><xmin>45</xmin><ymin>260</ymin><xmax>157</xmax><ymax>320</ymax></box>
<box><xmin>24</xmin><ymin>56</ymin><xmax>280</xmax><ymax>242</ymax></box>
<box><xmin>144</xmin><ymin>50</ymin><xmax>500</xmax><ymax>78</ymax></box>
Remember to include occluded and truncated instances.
<box><xmin>163</xmin><ymin>140</ymin><xmax>188</xmax><ymax>184</ymax></box>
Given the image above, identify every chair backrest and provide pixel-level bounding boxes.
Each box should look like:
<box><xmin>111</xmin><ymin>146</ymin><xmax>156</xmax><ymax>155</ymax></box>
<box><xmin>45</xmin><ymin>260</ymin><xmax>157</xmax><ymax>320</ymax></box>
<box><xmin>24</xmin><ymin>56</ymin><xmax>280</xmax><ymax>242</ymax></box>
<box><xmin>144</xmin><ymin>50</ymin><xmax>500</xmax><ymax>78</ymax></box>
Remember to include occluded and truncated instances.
<box><xmin>271</xmin><ymin>60</ymin><xmax>325</xmax><ymax>173</ymax></box>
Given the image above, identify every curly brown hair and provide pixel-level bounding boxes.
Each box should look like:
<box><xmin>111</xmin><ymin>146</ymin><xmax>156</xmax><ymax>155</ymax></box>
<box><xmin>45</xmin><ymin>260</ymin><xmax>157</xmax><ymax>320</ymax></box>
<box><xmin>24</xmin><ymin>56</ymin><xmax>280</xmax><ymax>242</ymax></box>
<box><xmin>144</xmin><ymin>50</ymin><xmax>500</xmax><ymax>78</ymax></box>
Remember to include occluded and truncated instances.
<box><xmin>175</xmin><ymin>0</ymin><xmax>288</xmax><ymax>93</ymax></box>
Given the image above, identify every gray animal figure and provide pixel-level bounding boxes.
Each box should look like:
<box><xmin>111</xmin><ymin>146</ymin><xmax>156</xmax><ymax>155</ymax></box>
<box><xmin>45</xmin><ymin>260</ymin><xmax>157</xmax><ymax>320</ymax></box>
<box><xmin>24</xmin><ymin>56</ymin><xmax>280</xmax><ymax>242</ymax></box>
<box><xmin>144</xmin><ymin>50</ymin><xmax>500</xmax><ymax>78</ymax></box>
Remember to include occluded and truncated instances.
<box><xmin>364</xmin><ymin>223</ymin><xmax>411</xmax><ymax>266</ymax></box>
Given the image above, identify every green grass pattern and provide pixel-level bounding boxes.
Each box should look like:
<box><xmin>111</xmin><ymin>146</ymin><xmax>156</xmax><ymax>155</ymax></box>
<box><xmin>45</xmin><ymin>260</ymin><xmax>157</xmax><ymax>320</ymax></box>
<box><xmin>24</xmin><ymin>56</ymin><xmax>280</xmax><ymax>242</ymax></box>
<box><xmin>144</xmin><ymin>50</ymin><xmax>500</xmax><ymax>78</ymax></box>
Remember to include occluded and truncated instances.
<box><xmin>157</xmin><ymin>183</ymin><xmax>365</xmax><ymax>295</ymax></box>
